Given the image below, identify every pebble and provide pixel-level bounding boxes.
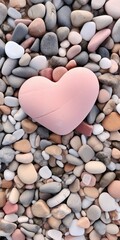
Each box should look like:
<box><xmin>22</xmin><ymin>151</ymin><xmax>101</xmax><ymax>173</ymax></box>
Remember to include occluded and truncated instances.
<box><xmin>2</xmin><ymin>134</ymin><xmax>16</xmax><ymax>145</ymax></box>
<box><xmin>12</xmin><ymin>66</ymin><xmax>38</xmax><ymax>79</ymax></box>
<box><xmin>39</xmin><ymin>166</ymin><xmax>52</xmax><ymax>179</ymax></box>
<box><xmin>102</xmin><ymin>112</ymin><xmax>120</xmax><ymax>131</ymax></box>
<box><xmin>0</xmin><ymin>191</ymin><xmax>6</xmax><ymax>208</ymax></box>
<box><xmin>99</xmin><ymin>58</ymin><xmax>111</xmax><ymax>69</ymax></box>
<box><xmin>12</xmin><ymin>23</ymin><xmax>28</xmax><ymax>44</ymax></box>
<box><xmin>93</xmin><ymin>124</ymin><xmax>104</xmax><ymax>135</ymax></box>
<box><xmin>6</xmin><ymin>75</ymin><xmax>26</xmax><ymax>88</ymax></box>
<box><xmin>93</xmin><ymin>15</ymin><xmax>113</xmax><ymax>30</ymax></box>
<box><xmin>16</xmin><ymin>153</ymin><xmax>33</xmax><ymax>164</ymax></box>
<box><xmin>88</xmin><ymin>29</ymin><xmax>111</xmax><ymax>52</ymax></box>
<box><xmin>97</xmin><ymin>131</ymin><xmax>110</xmax><ymax>142</ymax></box>
<box><xmin>112</xmin><ymin>18</ymin><xmax>120</xmax><ymax>43</ymax></box>
<box><xmin>19</xmin><ymin>53</ymin><xmax>31</xmax><ymax>66</ymax></box>
<box><xmin>13</xmin><ymin>139</ymin><xmax>31</xmax><ymax>153</ymax></box>
<box><xmin>41</xmin><ymin>32</ymin><xmax>58</xmax><ymax>56</ymax></box>
<box><xmin>80</xmin><ymin>22</ymin><xmax>96</xmax><ymax>41</ymax></box>
<box><xmin>71</xmin><ymin>10</ymin><xmax>93</xmax><ymax>27</ymax></box>
<box><xmin>98</xmin><ymin>89</ymin><xmax>111</xmax><ymax>103</ymax></box>
<box><xmin>12</xmin><ymin>229</ymin><xmax>25</xmax><ymax>240</ymax></box>
<box><xmin>57</xmin><ymin>6</ymin><xmax>71</xmax><ymax>28</ymax></box>
<box><xmin>45</xmin><ymin>145</ymin><xmax>62</xmax><ymax>156</ymax></box>
<box><xmin>9</xmin><ymin>187</ymin><xmax>20</xmax><ymax>204</ymax></box>
<box><xmin>67</xmin><ymin>193</ymin><xmax>81</xmax><ymax>212</ymax></box>
<box><xmin>66</xmin><ymin>154</ymin><xmax>83</xmax><ymax>165</ymax></box>
<box><xmin>99</xmin><ymin>192</ymin><xmax>116</xmax><ymax>211</ymax></box>
<box><xmin>77</xmin><ymin>217</ymin><xmax>90</xmax><ymax>229</ymax></box>
<box><xmin>32</xmin><ymin>199</ymin><xmax>50</xmax><ymax>218</ymax></box>
<box><xmin>45</xmin><ymin>1</ymin><xmax>56</xmax><ymax>31</ymax></box>
<box><xmin>21</xmin><ymin>119</ymin><xmax>37</xmax><ymax>133</ymax></box>
<box><xmin>105</xmin><ymin>0</ymin><xmax>120</xmax><ymax>19</ymax></box>
<box><xmin>0</xmin><ymin>219</ymin><xmax>17</xmax><ymax>235</ymax></box>
<box><xmin>85</xmin><ymin>161</ymin><xmax>106</xmax><ymax>174</ymax></box>
<box><xmin>5</xmin><ymin>41</ymin><xmax>24</xmax><ymax>59</ymax></box>
<box><xmin>94</xmin><ymin>220</ymin><xmax>106</xmax><ymax>236</ymax></box>
<box><xmin>28</xmin><ymin>4</ymin><xmax>45</xmax><ymax>19</ymax></box>
<box><xmin>87</xmin><ymin>205</ymin><xmax>101</xmax><ymax>221</ymax></box>
<box><xmin>8</xmin><ymin>7</ymin><xmax>21</xmax><ymax>19</ymax></box>
<box><xmin>4</xmin><ymin>169</ymin><xmax>15</xmax><ymax>181</ymax></box>
<box><xmin>0</xmin><ymin>3</ymin><xmax>7</xmax><ymax>25</ymax></box>
<box><xmin>52</xmin><ymin>66</ymin><xmax>67</xmax><ymax>82</ymax></box>
<box><xmin>28</xmin><ymin>18</ymin><xmax>46</xmax><ymax>38</ymax></box>
<box><xmin>17</xmin><ymin>163</ymin><xmax>37</xmax><ymax>184</ymax></box>
<box><xmin>13</xmin><ymin>129</ymin><xmax>24</xmax><ymax>141</ymax></box>
<box><xmin>3</xmin><ymin>201</ymin><xmax>18</xmax><ymax>214</ymax></box>
<box><xmin>0</xmin><ymin>146</ymin><xmax>15</xmax><ymax>164</ymax></box>
<box><xmin>57</xmin><ymin>27</ymin><xmax>70</xmax><ymax>42</ymax></box>
<box><xmin>47</xmin><ymin>189</ymin><xmax>70</xmax><ymax>208</ymax></box>
<box><xmin>51</xmin><ymin>203</ymin><xmax>71</xmax><ymax>219</ymax></box>
<box><xmin>91</xmin><ymin>0</ymin><xmax>106</xmax><ymax>9</ymax></box>
<box><xmin>70</xmin><ymin>136</ymin><xmax>81</xmax><ymax>151</ymax></box>
<box><xmin>47</xmin><ymin>229</ymin><xmax>62</xmax><ymax>240</ymax></box>
<box><xmin>67</xmin><ymin>45</ymin><xmax>81</xmax><ymax>59</ymax></box>
<box><xmin>106</xmin><ymin>224</ymin><xmax>119</xmax><ymax>235</ymax></box>
<box><xmin>40</xmin><ymin>182</ymin><xmax>62</xmax><ymax>194</ymax></box>
<box><xmin>4</xmin><ymin>213</ymin><xmax>18</xmax><ymax>223</ymax></box>
<box><xmin>69</xmin><ymin>219</ymin><xmax>85</xmax><ymax>236</ymax></box>
<box><xmin>84</xmin><ymin>187</ymin><xmax>99</xmax><ymax>198</ymax></box>
<box><xmin>108</xmin><ymin>180</ymin><xmax>120</xmax><ymax>198</ymax></box>
<box><xmin>30</xmin><ymin>55</ymin><xmax>48</xmax><ymax>71</ymax></box>
<box><xmin>78</xmin><ymin>144</ymin><xmax>95</xmax><ymax>162</ymax></box>
<box><xmin>20</xmin><ymin>190</ymin><xmax>34</xmax><ymax>207</ymax></box>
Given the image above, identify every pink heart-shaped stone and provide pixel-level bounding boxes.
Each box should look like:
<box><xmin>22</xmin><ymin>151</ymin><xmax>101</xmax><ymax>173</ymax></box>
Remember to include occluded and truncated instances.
<box><xmin>19</xmin><ymin>67</ymin><xmax>99</xmax><ymax>135</ymax></box>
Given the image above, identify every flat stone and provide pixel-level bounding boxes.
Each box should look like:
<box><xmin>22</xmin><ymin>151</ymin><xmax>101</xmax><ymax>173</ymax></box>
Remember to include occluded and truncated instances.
<box><xmin>87</xmin><ymin>205</ymin><xmax>101</xmax><ymax>221</ymax></box>
<box><xmin>51</xmin><ymin>203</ymin><xmax>71</xmax><ymax>219</ymax></box>
<box><xmin>45</xmin><ymin>145</ymin><xmax>62</xmax><ymax>156</ymax></box>
<box><xmin>0</xmin><ymin>3</ymin><xmax>7</xmax><ymax>25</ymax></box>
<box><xmin>20</xmin><ymin>190</ymin><xmax>34</xmax><ymax>207</ymax></box>
<box><xmin>106</xmin><ymin>224</ymin><xmax>119</xmax><ymax>235</ymax></box>
<box><xmin>9</xmin><ymin>187</ymin><xmax>19</xmax><ymax>204</ymax></box>
<box><xmin>52</xmin><ymin>66</ymin><xmax>67</xmax><ymax>82</ymax></box>
<box><xmin>41</xmin><ymin>32</ymin><xmax>58</xmax><ymax>56</ymax></box>
<box><xmin>88</xmin><ymin>29</ymin><xmax>111</xmax><ymax>52</ymax></box>
<box><xmin>50</xmin><ymin>56</ymin><xmax>68</xmax><ymax>67</ymax></box>
<box><xmin>2</xmin><ymin>58</ymin><xmax>17</xmax><ymax>76</ymax></box>
<box><xmin>28</xmin><ymin>4</ymin><xmax>45</xmax><ymax>19</ymax></box>
<box><xmin>67</xmin><ymin>193</ymin><xmax>81</xmax><ymax>212</ymax></box>
<box><xmin>112</xmin><ymin>18</ymin><xmax>120</xmax><ymax>42</ymax></box>
<box><xmin>0</xmin><ymin>219</ymin><xmax>17</xmax><ymax>235</ymax></box>
<box><xmin>91</xmin><ymin>0</ymin><xmax>106</xmax><ymax>9</ymax></box>
<box><xmin>12</xmin><ymin>229</ymin><xmax>25</xmax><ymax>240</ymax></box>
<box><xmin>66</xmin><ymin>154</ymin><xmax>83</xmax><ymax>166</ymax></box>
<box><xmin>11</xmin><ymin>23</ymin><xmax>28</xmax><ymax>44</ymax></box>
<box><xmin>9</xmin><ymin>0</ymin><xmax>26</xmax><ymax>8</ymax></box>
<box><xmin>32</xmin><ymin>199</ymin><xmax>50</xmax><ymax>218</ymax></box>
<box><xmin>94</xmin><ymin>220</ymin><xmax>106</xmax><ymax>236</ymax></box>
<box><xmin>84</xmin><ymin>187</ymin><xmax>99</xmax><ymax>198</ymax></box>
<box><xmin>28</xmin><ymin>18</ymin><xmax>46</xmax><ymax>37</ymax></box>
<box><xmin>80</xmin><ymin>22</ymin><xmax>96</xmax><ymax>41</ymax></box>
<box><xmin>68</xmin><ymin>31</ymin><xmax>82</xmax><ymax>45</ymax></box>
<box><xmin>40</xmin><ymin>182</ymin><xmax>62</xmax><ymax>194</ymax></box>
<box><xmin>47</xmin><ymin>189</ymin><xmax>70</xmax><ymax>208</ymax></box>
<box><xmin>3</xmin><ymin>201</ymin><xmax>18</xmax><ymax>214</ymax></box>
<box><xmin>70</xmin><ymin>136</ymin><xmax>81</xmax><ymax>151</ymax></box>
<box><xmin>12</xmin><ymin>67</ymin><xmax>38</xmax><ymax>78</ymax></box>
<box><xmin>6</xmin><ymin>75</ymin><xmax>25</xmax><ymax>88</ymax></box>
<box><xmin>5</xmin><ymin>41</ymin><xmax>24</xmax><ymax>59</ymax></box>
<box><xmin>16</xmin><ymin>153</ymin><xmax>33</xmax><ymax>164</ymax></box>
<box><xmin>71</xmin><ymin>10</ymin><xmax>93</xmax><ymax>27</ymax></box>
<box><xmin>99</xmin><ymin>58</ymin><xmax>111</xmax><ymax>70</ymax></box>
<box><xmin>102</xmin><ymin>112</ymin><xmax>120</xmax><ymax>131</ymax></box>
<box><xmin>69</xmin><ymin>219</ymin><xmax>85</xmax><ymax>236</ymax></box>
<box><xmin>47</xmin><ymin>230</ymin><xmax>62</xmax><ymax>240</ymax></box>
<box><xmin>17</xmin><ymin>163</ymin><xmax>37</xmax><ymax>184</ymax></box>
<box><xmin>4</xmin><ymin>96</ymin><xmax>19</xmax><ymax>107</ymax></box>
<box><xmin>57</xmin><ymin>6</ymin><xmax>71</xmax><ymax>28</ymax></box>
<box><xmin>105</xmin><ymin>0</ymin><xmax>120</xmax><ymax>19</ymax></box>
<box><xmin>13</xmin><ymin>139</ymin><xmax>31</xmax><ymax>153</ymax></box>
<box><xmin>2</xmin><ymin>134</ymin><xmax>16</xmax><ymax>145</ymax></box>
<box><xmin>98</xmin><ymin>89</ymin><xmax>110</xmax><ymax>103</ymax></box>
<box><xmin>0</xmin><ymin>147</ymin><xmax>15</xmax><ymax>164</ymax></box>
<box><xmin>85</xmin><ymin>161</ymin><xmax>106</xmax><ymax>174</ymax></box>
<box><xmin>8</xmin><ymin>7</ymin><xmax>22</xmax><ymax>19</ymax></box>
<box><xmin>78</xmin><ymin>144</ymin><xmax>95</xmax><ymax>162</ymax></box>
<box><xmin>93</xmin><ymin>15</ymin><xmax>113</xmax><ymax>30</ymax></box>
<box><xmin>67</xmin><ymin>45</ymin><xmax>81</xmax><ymax>59</ymax></box>
<box><xmin>39</xmin><ymin>166</ymin><xmax>52</xmax><ymax>179</ymax></box>
<box><xmin>45</xmin><ymin>1</ymin><xmax>56</xmax><ymax>30</ymax></box>
<box><xmin>30</xmin><ymin>55</ymin><xmax>48</xmax><ymax>71</ymax></box>
<box><xmin>99</xmin><ymin>192</ymin><xmax>116</xmax><ymax>211</ymax></box>
<box><xmin>30</xmin><ymin>38</ymin><xmax>40</xmax><ymax>52</ymax></box>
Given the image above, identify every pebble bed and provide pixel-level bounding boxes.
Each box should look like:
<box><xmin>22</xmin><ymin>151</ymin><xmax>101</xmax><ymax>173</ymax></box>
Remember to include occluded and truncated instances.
<box><xmin>0</xmin><ymin>0</ymin><xmax>120</xmax><ymax>240</ymax></box>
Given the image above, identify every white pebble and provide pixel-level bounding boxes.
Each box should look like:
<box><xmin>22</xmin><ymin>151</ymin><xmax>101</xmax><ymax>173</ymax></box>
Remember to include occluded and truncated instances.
<box><xmin>4</xmin><ymin>169</ymin><xmax>15</xmax><ymax>180</ymax></box>
<box><xmin>60</xmin><ymin>40</ymin><xmax>70</xmax><ymax>48</ymax></box>
<box><xmin>13</xmin><ymin>129</ymin><xmax>24</xmax><ymax>140</ymax></box>
<box><xmin>93</xmin><ymin>124</ymin><xmax>104</xmax><ymax>135</ymax></box>
<box><xmin>2</xmin><ymin>114</ymin><xmax>7</xmax><ymax>122</ymax></box>
<box><xmin>5</xmin><ymin>41</ymin><xmax>24</xmax><ymax>59</ymax></box>
<box><xmin>112</xmin><ymin>94</ymin><xmax>119</xmax><ymax>104</ymax></box>
<box><xmin>97</xmin><ymin>131</ymin><xmax>110</xmax><ymax>142</ymax></box>
<box><xmin>11</xmin><ymin>109</ymin><xmax>18</xmax><ymax>116</ymax></box>
<box><xmin>18</xmin><ymin>216</ymin><xmax>29</xmax><ymax>223</ymax></box>
<box><xmin>4</xmin><ymin>96</ymin><xmax>19</xmax><ymax>107</ymax></box>
<box><xmin>14</xmin><ymin>108</ymin><xmax>27</xmax><ymax>121</ymax></box>
<box><xmin>99</xmin><ymin>58</ymin><xmax>111</xmax><ymax>69</ymax></box>
<box><xmin>68</xmin><ymin>31</ymin><xmax>82</xmax><ymax>45</ymax></box>
<box><xmin>56</xmin><ymin>160</ymin><xmax>64</xmax><ymax>168</ymax></box>
<box><xmin>15</xmin><ymin>122</ymin><xmax>21</xmax><ymax>130</ymax></box>
<box><xmin>8</xmin><ymin>115</ymin><xmax>16</xmax><ymax>125</ymax></box>
<box><xmin>69</xmin><ymin>219</ymin><xmax>85</xmax><ymax>236</ymax></box>
<box><xmin>82</xmin><ymin>198</ymin><xmax>93</xmax><ymax>209</ymax></box>
<box><xmin>39</xmin><ymin>166</ymin><xmax>52</xmax><ymax>179</ymax></box>
<box><xmin>116</xmin><ymin>103</ymin><xmax>120</xmax><ymax>114</ymax></box>
<box><xmin>47</xmin><ymin>229</ymin><xmax>62</xmax><ymax>240</ymax></box>
<box><xmin>107</xmin><ymin>161</ymin><xmax>116</xmax><ymax>171</ymax></box>
<box><xmin>42</xmin><ymin>150</ymin><xmax>50</xmax><ymax>160</ymax></box>
<box><xmin>4</xmin><ymin>214</ymin><xmax>18</xmax><ymax>223</ymax></box>
<box><xmin>30</xmin><ymin>56</ymin><xmax>48</xmax><ymax>71</ymax></box>
<box><xmin>52</xmin><ymin>175</ymin><xmax>62</xmax><ymax>182</ymax></box>
<box><xmin>81</xmin><ymin>134</ymin><xmax>87</xmax><ymax>144</ymax></box>
<box><xmin>59</xmin><ymin>47</ymin><xmax>66</xmax><ymax>57</ymax></box>
<box><xmin>69</xmin><ymin>149</ymin><xmax>79</xmax><ymax>157</ymax></box>
<box><xmin>80</xmin><ymin>22</ymin><xmax>96</xmax><ymax>41</ymax></box>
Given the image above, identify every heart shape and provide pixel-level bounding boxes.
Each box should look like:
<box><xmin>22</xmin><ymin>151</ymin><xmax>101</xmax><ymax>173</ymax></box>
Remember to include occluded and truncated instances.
<box><xmin>19</xmin><ymin>67</ymin><xmax>99</xmax><ymax>135</ymax></box>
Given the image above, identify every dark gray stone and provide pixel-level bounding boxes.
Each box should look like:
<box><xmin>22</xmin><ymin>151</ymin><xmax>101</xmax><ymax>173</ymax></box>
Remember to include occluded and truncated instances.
<box><xmin>57</xmin><ymin>26</ymin><xmax>70</xmax><ymax>42</ymax></box>
<box><xmin>74</xmin><ymin>51</ymin><xmax>89</xmax><ymax>66</ymax></box>
<box><xmin>97</xmin><ymin>47</ymin><xmax>110</xmax><ymax>58</ymax></box>
<box><xmin>12</xmin><ymin>67</ymin><xmax>38</xmax><ymax>78</ymax></box>
<box><xmin>50</xmin><ymin>56</ymin><xmax>68</xmax><ymax>67</ymax></box>
<box><xmin>45</xmin><ymin>1</ymin><xmax>57</xmax><ymax>30</ymax></box>
<box><xmin>37</xmin><ymin>126</ymin><xmax>49</xmax><ymax>138</ymax></box>
<box><xmin>30</xmin><ymin>38</ymin><xmax>40</xmax><ymax>52</ymax></box>
<box><xmin>64</xmin><ymin>0</ymin><xmax>74</xmax><ymax>4</ymax></box>
<box><xmin>57</xmin><ymin>5</ymin><xmax>71</xmax><ymax>28</ymax></box>
<box><xmin>41</xmin><ymin>32</ymin><xmax>58</xmax><ymax>56</ymax></box>
<box><xmin>6</xmin><ymin>75</ymin><xmax>26</xmax><ymax>88</ymax></box>
<box><xmin>11</xmin><ymin>23</ymin><xmax>28</xmax><ymax>44</ymax></box>
<box><xmin>0</xmin><ymin>39</ymin><xmax>5</xmax><ymax>57</ymax></box>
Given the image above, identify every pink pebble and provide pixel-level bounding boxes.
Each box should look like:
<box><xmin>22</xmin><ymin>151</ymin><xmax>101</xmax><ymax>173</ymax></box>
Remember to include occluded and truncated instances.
<box><xmin>6</xmin><ymin>33</ymin><xmax>12</xmax><ymax>41</ymax></box>
<box><xmin>52</xmin><ymin>67</ymin><xmax>68</xmax><ymax>82</ymax></box>
<box><xmin>12</xmin><ymin>229</ymin><xmax>25</xmax><ymax>240</ymax></box>
<box><xmin>21</xmin><ymin>37</ymin><xmax>35</xmax><ymax>49</ymax></box>
<box><xmin>26</xmin><ymin>206</ymin><xmax>33</xmax><ymax>218</ymax></box>
<box><xmin>66</xmin><ymin>60</ymin><xmax>77</xmax><ymax>70</ymax></box>
<box><xmin>15</xmin><ymin>19</ymin><xmax>32</xmax><ymax>26</ymax></box>
<box><xmin>67</xmin><ymin>45</ymin><xmax>81</xmax><ymax>59</ymax></box>
<box><xmin>81</xmin><ymin>172</ymin><xmax>96</xmax><ymax>187</ymax></box>
<box><xmin>98</xmin><ymin>89</ymin><xmax>110</xmax><ymax>103</ymax></box>
<box><xmin>3</xmin><ymin>201</ymin><xmax>18</xmax><ymax>214</ymax></box>
<box><xmin>39</xmin><ymin>68</ymin><xmax>53</xmax><ymax>80</ymax></box>
<box><xmin>109</xmin><ymin>59</ymin><xmax>118</xmax><ymax>73</ymax></box>
<box><xmin>88</xmin><ymin>29</ymin><xmax>111</xmax><ymax>52</ymax></box>
<box><xmin>75</xmin><ymin>121</ymin><xmax>93</xmax><ymax>136</ymax></box>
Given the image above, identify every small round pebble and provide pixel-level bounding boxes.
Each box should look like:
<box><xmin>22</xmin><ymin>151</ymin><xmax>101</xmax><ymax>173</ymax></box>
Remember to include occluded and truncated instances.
<box><xmin>17</xmin><ymin>163</ymin><xmax>37</xmax><ymax>184</ymax></box>
<box><xmin>99</xmin><ymin>58</ymin><xmax>111</xmax><ymax>69</ymax></box>
<box><xmin>39</xmin><ymin>166</ymin><xmax>52</xmax><ymax>179</ymax></box>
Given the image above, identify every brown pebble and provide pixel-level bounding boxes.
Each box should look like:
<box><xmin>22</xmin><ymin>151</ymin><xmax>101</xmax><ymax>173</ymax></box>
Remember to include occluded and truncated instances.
<box><xmin>45</xmin><ymin>145</ymin><xmax>62</xmax><ymax>156</ymax></box>
<box><xmin>64</xmin><ymin>163</ymin><xmax>75</xmax><ymax>173</ymax></box>
<box><xmin>0</xmin><ymin>191</ymin><xmax>6</xmax><ymax>208</ymax></box>
<box><xmin>32</xmin><ymin>199</ymin><xmax>50</xmax><ymax>218</ymax></box>
<box><xmin>49</xmin><ymin>133</ymin><xmax>62</xmax><ymax>144</ymax></box>
<box><xmin>84</xmin><ymin>187</ymin><xmax>99</xmax><ymax>198</ymax></box>
<box><xmin>28</xmin><ymin>18</ymin><xmax>46</xmax><ymax>37</ymax></box>
<box><xmin>77</xmin><ymin>217</ymin><xmax>90</xmax><ymax>229</ymax></box>
<box><xmin>66</xmin><ymin>60</ymin><xmax>77</xmax><ymax>70</ymax></box>
<box><xmin>1</xmin><ymin>180</ymin><xmax>13</xmax><ymax>189</ymax></box>
<box><xmin>48</xmin><ymin>216</ymin><xmax>61</xmax><ymax>229</ymax></box>
<box><xmin>0</xmin><ymin>105</ymin><xmax>11</xmax><ymax>115</ymax></box>
<box><xmin>103</xmin><ymin>99</ymin><xmax>115</xmax><ymax>115</ymax></box>
<box><xmin>52</xmin><ymin>67</ymin><xmax>67</xmax><ymax>82</ymax></box>
<box><xmin>112</xmin><ymin>148</ymin><xmax>120</xmax><ymax>159</ymax></box>
<box><xmin>108</xmin><ymin>180</ymin><xmax>120</xmax><ymax>199</ymax></box>
<box><xmin>102</xmin><ymin>112</ymin><xmax>120</xmax><ymax>131</ymax></box>
<box><xmin>13</xmin><ymin>139</ymin><xmax>31</xmax><ymax>153</ymax></box>
<box><xmin>21</xmin><ymin>119</ymin><xmax>38</xmax><ymax>133</ymax></box>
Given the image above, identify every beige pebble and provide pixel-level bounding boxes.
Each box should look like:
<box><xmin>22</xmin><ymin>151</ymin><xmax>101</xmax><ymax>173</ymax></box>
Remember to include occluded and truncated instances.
<box><xmin>9</xmin><ymin>0</ymin><xmax>26</xmax><ymax>8</ymax></box>
<box><xmin>109</xmin><ymin>131</ymin><xmax>120</xmax><ymax>141</ymax></box>
<box><xmin>48</xmin><ymin>216</ymin><xmax>61</xmax><ymax>229</ymax></box>
<box><xmin>108</xmin><ymin>180</ymin><xmax>120</xmax><ymax>198</ymax></box>
<box><xmin>9</xmin><ymin>187</ymin><xmax>20</xmax><ymax>204</ymax></box>
<box><xmin>103</xmin><ymin>99</ymin><xmax>116</xmax><ymax>115</ymax></box>
<box><xmin>89</xmin><ymin>229</ymin><xmax>101</xmax><ymax>240</ymax></box>
<box><xmin>106</xmin><ymin>224</ymin><xmax>119</xmax><ymax>235</ymax></box>
<box><xmin>21</xmin><ymin>119</ymin><xmax>38</xmax><ymax>133</ymax></box>
<box><xmin>98</xmin><ymin>89</ymin><xmax>110</xmax><ymax>103</ymax></box>
<box><xmin>32</xmin><ymin>199</ymin><xmax>50</xmax><ymax>218</ymax></box>
<box><xmin>87</xmin><ymin>136</ymin><xmax>103</xmax><ymax>152</ymax></box>
<box><xmin>112</xmin><ymin>148</ymin><xmax>120</xmax><ymax>159</ymax></box>
<box><xmin>17</xmin><ymin>163</ymin><xmax>37</xmax><ymax>184</ymax></box>
<box><xmin>15</xmin><ymin>153</ymin><xmax>33</xmax><ymax>163</ymax></box>
<box><xmin>0</xmin><ymin>105</ymin><xmax>11</xmax><ymax>115</ymax></box>
<box><xmin>0</xmin><ymin>191</ymin><xmax>6</xmax><ymax>208</ymax></box>
<box><xmin>51</xmin><ymin>204</ymin><xmax>71</xmax><ymax>219</ymax></box>
<box><xmin>85</xmin><ymin>161</ymin><xmax>106</xmax><ymax>174</ymax></box>
<box><xmin>13</xmin><ymin>139</ymin><xmax>31</xmax><ymax>153</ymax></box>
<box><xmin>87</xmin><ymin>205</ymin><xmax>101</xmax><ymax>221</ymax></box>
<box><xmin>70</xmin><ymin>136</ymin><xmax>81</xmax><ymax>151</ymax></box>
<box><xmin>84</xmin><ymin>187</ymin><xmax>99</xmax><ymax>198</ymax></box>
<box><xmin>102</xmin><ymin>112</ymin><xmax>120</xmax><ymax>131</ymax></box>
<box><xmin>77</xmin><ymin>217</ymin><xmax>90</xmax><ymax>229</ymax></box>
<box><xmin>109</xmin><ymin>59</ymin><xmax>118</xmax><ymax>73</ymax></box>
<box><xmin>45</xmin><ymin>145</ymin><xmax>62</xmax><ymax>156</ymax></box>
